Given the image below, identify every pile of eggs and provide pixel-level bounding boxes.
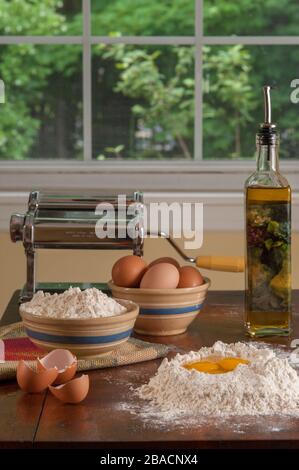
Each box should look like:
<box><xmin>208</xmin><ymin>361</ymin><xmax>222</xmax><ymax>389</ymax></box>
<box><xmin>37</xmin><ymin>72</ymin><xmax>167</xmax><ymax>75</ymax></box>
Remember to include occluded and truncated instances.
<box><xmin>111</xmin><ymin>255</ymin><xmax>204</xmax><ymax>289</ymax></box>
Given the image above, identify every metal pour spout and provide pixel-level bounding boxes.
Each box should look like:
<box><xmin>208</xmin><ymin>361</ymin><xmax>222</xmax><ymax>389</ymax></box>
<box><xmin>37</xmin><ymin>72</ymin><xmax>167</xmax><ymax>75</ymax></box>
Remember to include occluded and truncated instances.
<box><xmin>263</xmin><ymin>85</ymin><xmax>272</xmax><ymax>125</ymax></box>
<box><xmin>256</xmin><ymin>85</ymin><xmax>278</xmax><ymax>146</ymax></box>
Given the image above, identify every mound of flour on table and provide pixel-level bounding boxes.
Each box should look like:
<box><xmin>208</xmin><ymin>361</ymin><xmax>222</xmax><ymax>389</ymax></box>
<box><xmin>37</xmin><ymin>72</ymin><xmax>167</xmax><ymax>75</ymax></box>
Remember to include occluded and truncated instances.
<box><xmin>20</xmin><ymin>287</ymin><xmax>127</xmax><ymax>319</ymax></box>
<box><xmin>137</xmin><ymin>341</ymin><xmax>299</xmax><ymax>417</ymax></box>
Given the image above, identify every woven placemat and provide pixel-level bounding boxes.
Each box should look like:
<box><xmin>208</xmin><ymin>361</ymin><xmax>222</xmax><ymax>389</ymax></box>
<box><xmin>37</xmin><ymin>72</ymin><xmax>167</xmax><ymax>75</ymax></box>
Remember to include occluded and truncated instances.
<box><xmin>0</xmin><ymin>322</ymin><xmax>170</xmax><ymax>382</ymax></box>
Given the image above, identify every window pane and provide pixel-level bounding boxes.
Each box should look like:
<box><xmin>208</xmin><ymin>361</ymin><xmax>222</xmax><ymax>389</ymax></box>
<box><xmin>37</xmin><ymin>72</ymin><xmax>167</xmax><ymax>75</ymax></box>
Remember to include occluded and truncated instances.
<box><xmin>92</xmin><ymin>45</ymin><xmax>194</xmax><ymax>160</ymax></box>
<box><xmin>0</xmin><ymin>45</ymin><xmax>82</xmax><ymax>160</ymax></box>
<box><xmin>91</xmin><ymin>0</ymin><xmax>195</xmax><ymax>36</ymax></box>
<box><xmin>203</xmin><ymin>46</ymin><xmax>299</xmax><ymax>160</ymax></box>
<box><xmin>204</xmin><ymin>0</ymin><xmax>299</xmax><ymax>36</ymax></box>
<box><xmin>0</xmin><ymin>0</ymin><xmax>82</xmax><ymax>35</ymax></box>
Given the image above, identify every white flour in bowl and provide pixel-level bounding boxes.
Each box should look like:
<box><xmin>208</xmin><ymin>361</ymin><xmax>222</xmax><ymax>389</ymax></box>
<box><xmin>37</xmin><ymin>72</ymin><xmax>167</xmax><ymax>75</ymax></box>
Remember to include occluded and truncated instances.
<box><xmin>20</xmin><ymin>287</ymin><xmax>127</xmax><ymax>319</ymax></box>
<box><xmin>137</xmin><ymin>341</ymin><xmax>299</xmax><ymax>417</ymax></box>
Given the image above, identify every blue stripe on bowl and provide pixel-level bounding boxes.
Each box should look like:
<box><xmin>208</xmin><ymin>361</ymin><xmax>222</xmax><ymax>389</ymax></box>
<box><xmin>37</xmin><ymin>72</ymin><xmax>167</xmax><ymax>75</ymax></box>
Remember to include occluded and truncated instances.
<box><xmin>140</xmin><ymin>303</ymin><xmax>203</xmax><ymax>315</ymax></box>
<box><xmin>25</xmin><ymin>328</ymin><xmax>132</xmax><ymax>344</ymax></box>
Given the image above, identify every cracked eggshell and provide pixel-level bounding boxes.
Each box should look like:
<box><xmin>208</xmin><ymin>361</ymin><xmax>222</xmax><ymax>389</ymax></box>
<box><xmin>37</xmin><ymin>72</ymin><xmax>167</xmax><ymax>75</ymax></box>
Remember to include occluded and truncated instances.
<box><xmin>37</xmin><ymin>349</ymin><xmax>77</xmax><ymax>385</ymax></box>
<box><xmin>17</xmin><ymin>360</ymin><xmax>58</xmax><ymax>393</ymax></box>
<box><xmin>49</xmin><ymin>374</ymin><xmax>89</xmax><ymax>404</ymax></box>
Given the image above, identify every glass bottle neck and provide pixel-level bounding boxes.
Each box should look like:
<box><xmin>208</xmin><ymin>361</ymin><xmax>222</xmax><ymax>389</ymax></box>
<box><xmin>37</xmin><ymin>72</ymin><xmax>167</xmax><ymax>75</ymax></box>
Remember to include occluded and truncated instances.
<box><xmin>256</xmin><ymin>144</ymin><xmax>279</xmax><ymax>172</ymax></box>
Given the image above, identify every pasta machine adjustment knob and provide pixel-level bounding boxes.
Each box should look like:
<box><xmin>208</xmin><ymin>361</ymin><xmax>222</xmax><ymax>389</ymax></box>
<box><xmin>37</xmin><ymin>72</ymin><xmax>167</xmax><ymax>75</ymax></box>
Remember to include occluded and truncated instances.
<box><xmin>10</xmin><ymin>213</ymin><xmax>25</xmax><ymax>243</ymax></box>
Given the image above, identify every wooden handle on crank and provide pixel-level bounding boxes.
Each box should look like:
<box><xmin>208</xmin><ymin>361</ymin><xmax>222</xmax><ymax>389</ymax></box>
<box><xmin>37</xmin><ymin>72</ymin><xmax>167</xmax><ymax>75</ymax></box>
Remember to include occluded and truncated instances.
<box><xmin>195</xmin><ymin>256</ymin><xmax>245</xmax><ymax>273</ymax></box>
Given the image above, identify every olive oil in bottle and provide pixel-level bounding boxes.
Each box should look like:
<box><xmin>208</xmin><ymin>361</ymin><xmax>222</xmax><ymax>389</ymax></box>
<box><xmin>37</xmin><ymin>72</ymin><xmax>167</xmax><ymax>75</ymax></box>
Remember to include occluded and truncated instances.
<box><xmin>245</xmin><ymin>86</ymin><xmax>291</xmax><ymax>337</ymax></box>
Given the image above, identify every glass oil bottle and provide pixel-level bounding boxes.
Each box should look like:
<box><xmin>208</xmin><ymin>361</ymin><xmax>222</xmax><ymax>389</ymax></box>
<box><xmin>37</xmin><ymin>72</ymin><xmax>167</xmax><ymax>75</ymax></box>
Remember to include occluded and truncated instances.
<box><xmin>245</xmin><ymin>86</ymin><xmax>291</xmax><ymax>337</ymax></box>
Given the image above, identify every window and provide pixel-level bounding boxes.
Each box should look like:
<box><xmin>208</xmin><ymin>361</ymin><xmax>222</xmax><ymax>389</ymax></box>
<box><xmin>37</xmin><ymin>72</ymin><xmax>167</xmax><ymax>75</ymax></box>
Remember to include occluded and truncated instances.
<box><xmin>0</xmin><ymin>1</ymin><xmax>299</xmax><ymax>168</ymax></box>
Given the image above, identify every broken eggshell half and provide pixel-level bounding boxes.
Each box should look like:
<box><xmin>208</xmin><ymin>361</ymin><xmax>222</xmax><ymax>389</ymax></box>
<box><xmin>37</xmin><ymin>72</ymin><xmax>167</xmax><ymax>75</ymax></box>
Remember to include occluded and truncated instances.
<box><xmin>17</xmin><ymin>360</ymin><xmax>58</xmax><ymax>393</ymax></box>
<box><xmin>49</xmin><ymin>374</ymin><xmax>89</xmax><ymax>404</ymax></box>
<box><xmin>37</xmin><ymin>349</ymin><xmax>77</xmax><ymax>385</ymax></box>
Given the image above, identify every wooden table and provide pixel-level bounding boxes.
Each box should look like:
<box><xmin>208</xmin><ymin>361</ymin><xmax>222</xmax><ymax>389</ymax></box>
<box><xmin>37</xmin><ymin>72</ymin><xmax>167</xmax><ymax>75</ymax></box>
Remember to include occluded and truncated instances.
<box><xmin>0</xmin><ymin>290</ymin><xmax>299</xmax><ymax>449</ymax></box>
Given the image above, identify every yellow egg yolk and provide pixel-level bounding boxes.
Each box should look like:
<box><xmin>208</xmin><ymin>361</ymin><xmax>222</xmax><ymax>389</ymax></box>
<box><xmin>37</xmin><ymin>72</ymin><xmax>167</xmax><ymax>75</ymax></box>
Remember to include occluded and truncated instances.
<box><xmin>183</xmin><ymin>357</ymin><xmax>250</xmax><ymax>374</ymax></box>
<box><xmin>184</xmin><ymin>361</ymin><xmax>221</xmax><ymax>373</ymax></box>
<box><xmin>217</xmin><ymin>357</ymin><xmax>250</xmax><ymax>371</ymax></box>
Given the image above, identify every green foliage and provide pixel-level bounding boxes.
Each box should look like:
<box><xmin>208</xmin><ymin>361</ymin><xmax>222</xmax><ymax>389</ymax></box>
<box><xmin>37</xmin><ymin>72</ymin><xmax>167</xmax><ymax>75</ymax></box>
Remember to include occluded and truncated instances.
<box><xmin>95</xmin><ymin>43</ymin><xmax>194</xmax><ymax>159</ymax></box>
<box><xmin>92</xmin><ymin>0</ymin><xmax>194</xmax><ymax>36</ymax></box>
<box><xmin>0</xmin><ymin>1</ymin><xmax>69</xmax><ymax>159</ymax></box>
<box><xmin>203</xmin><ymin>0</ymin><xmax>299</xmax><ymax>159</ymax></box>
<box><xmin>0</xmin><ymin>41</ymin><xmax>52</xmax><ymax>159</ymax></box>
<box><xmin>203</xmin><ymin>45</ymin><xmax>255</xmax><ymax>158</ymax></box>
<box><xmin>204</xmin><ymin>0</ymin><xmax>299</xmax><ymax>35</ymax></box>
<box><xmin>0</xmin><ymin>0</ymin><xmax>66</xmax><ymax>35</ymax></box>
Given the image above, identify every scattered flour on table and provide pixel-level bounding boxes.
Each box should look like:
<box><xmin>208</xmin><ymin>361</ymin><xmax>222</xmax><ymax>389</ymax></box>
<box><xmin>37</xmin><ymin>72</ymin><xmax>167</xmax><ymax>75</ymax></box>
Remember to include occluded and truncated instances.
<box><xmin>20</xmin><ymin>287</ymin><xmax>127</xmax><ymax>319</ymax></box>
<box><xmin>137</xmin><ymin>341</ymin><xmax>299</xmax><ymax>418</ymax></box>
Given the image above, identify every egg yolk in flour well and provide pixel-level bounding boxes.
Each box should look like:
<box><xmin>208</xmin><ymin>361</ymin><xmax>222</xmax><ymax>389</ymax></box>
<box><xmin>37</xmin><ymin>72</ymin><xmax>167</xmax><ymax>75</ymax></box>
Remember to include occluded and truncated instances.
<box><xmin>183</xmin><ymin>357</ymin><xmax>250</xmax><ymax>374</ymax></box>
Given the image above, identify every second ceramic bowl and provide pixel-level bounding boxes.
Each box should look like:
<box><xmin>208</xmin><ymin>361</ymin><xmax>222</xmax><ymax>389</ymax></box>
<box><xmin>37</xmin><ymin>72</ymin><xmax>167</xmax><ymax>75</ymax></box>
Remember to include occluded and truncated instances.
<box><xmin>108</xmin><ymin>279</ymin><xmax>210</xmax><ymax>336</ymax></box>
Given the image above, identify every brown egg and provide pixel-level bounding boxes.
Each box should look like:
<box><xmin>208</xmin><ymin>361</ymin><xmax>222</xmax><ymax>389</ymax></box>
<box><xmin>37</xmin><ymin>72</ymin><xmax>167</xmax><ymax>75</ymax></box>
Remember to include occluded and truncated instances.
<box><xmin>37</xmin><ymin>349</ymin><xmax>77</xmax><ymax>385</ymax></box>
<box><xmin>140</xmin><ymin>263</ymin><xmax>180</xmax><ymax>289</ymax></box>
<box><xmin>112</xmin><ymin>255</ymin><xmax>147</xmax><ymax>287</ymax></box>
<box><xmin>49</xmin><ymin>374</ymin><xmax>89</xmax><ymax>404</ymax></box>
<box><xmin>178</xmin><ymin>266</ymin><xmax>204</xmax><ymax>288</ymax></box>
<box><xmin>148</xmin><ymin>257</ymin><xmax>180</xmax><ymax>270</ymax></box>
<box><xmin>17</xmin><ymin>360</ymin><xmax>58</xmax><ymax>393</ymax></box>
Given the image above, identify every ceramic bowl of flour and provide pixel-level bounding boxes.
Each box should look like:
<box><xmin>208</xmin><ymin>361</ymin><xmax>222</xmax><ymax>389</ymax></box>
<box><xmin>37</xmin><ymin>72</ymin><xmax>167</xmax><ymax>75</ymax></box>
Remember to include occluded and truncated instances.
<box><xmin>108</xmin><ymin>278</ymin><xmax>210</xmax><ymax>336</ymax></box>
<box><xmin>20</xmin><ymin>288</ymin><xmax>139</xmax><ymax>357</ymax></box>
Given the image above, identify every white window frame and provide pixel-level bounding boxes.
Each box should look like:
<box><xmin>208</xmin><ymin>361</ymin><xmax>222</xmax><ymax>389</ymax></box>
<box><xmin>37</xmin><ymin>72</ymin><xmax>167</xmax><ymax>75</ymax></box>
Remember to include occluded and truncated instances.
<box><xmin>1</xmin><ymin>0</ymin><xmax>299</xmax><ymax>195</ymax></box>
